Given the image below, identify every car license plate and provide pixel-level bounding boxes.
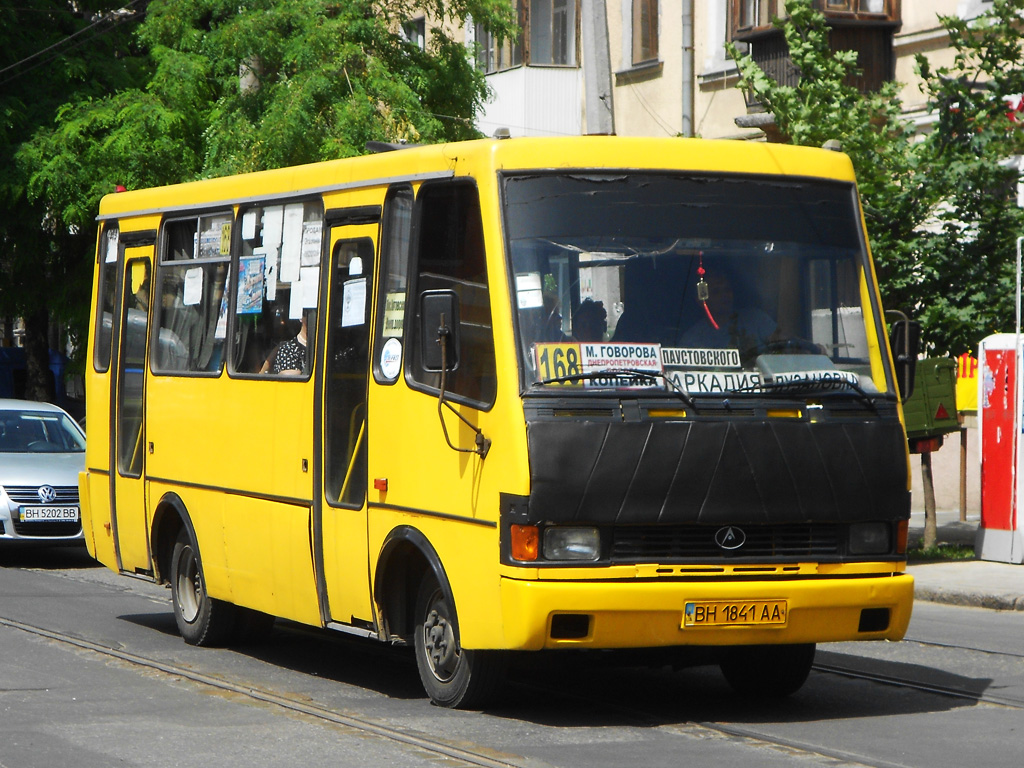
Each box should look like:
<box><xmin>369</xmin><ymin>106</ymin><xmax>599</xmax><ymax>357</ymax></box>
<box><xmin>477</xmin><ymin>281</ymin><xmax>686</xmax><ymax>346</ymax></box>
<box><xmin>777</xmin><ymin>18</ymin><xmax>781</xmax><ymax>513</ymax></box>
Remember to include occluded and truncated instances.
<box><xmin>19</xmin><ymin>506</ymin><xmax>80</xmax><ymax>522</ymax></box>
<box><xmin>683</xmin><ymin>600</ymin><xmax>787</xmax><ymax>628</ymax></box>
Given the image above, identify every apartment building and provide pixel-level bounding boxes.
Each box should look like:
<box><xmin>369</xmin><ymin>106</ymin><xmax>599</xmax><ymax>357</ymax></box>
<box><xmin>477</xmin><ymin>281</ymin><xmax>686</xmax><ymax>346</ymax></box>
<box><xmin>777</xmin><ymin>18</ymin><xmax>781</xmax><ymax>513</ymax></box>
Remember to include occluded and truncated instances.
<box><xmin>469</xmin><ymin>1</ymin><xmax>996</xmax><ymax>141</ymax></box>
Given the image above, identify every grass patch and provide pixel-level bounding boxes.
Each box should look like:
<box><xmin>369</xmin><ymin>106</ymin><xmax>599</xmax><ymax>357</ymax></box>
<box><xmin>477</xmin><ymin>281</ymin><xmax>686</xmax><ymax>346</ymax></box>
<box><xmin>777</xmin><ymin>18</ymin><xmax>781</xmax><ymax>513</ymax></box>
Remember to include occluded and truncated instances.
<box><xmin>907</xmin><ymin>543</ymin><xmax>976</xmax><ymax>562</ymax></box>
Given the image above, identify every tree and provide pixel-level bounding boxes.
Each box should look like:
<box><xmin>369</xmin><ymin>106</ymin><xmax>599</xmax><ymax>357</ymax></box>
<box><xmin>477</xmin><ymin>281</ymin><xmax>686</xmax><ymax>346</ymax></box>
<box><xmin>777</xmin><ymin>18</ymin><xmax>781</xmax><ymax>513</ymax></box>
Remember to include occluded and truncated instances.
<box><xmin>10</xmin><ymin>0</ymin><xmax>516</xmax><ymax>397</ymax></box>
<box><xmin>0</xmin><ymin>1</ymin><xmax>148</xmax><ymax>401</ymax></box>
<box><xmin>728</xmin><ymin>0</ymin><xmax>1024</xmax><ymax>360</ymax></box>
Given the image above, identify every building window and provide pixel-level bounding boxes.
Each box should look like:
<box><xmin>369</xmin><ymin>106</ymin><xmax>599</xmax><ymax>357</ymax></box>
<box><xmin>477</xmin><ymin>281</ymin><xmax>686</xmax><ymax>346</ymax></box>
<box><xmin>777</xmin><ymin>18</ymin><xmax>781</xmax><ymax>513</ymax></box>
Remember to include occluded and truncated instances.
<box><xmin>632</xmin><ymin>0</ymin><xmax>659</xmax><ymax>66</ymax></box>
<box><xmin>475</xmin><ymin>15</ymin><xmax>523</xmax><ymax>73</ymax></box>
<box><xmin>402</xmin><ymin>17</ymin><xmax>426</xmax><ymax>50</ymax></box>
<box><xmin>532</xmin><ymin>0</ymin><xmax>576</xmax><ymax>66</ymax></box>
<box><xmin>474</xmin><ymin>0</ymin><xmax>578</xmax><ymax>73</ymax></box>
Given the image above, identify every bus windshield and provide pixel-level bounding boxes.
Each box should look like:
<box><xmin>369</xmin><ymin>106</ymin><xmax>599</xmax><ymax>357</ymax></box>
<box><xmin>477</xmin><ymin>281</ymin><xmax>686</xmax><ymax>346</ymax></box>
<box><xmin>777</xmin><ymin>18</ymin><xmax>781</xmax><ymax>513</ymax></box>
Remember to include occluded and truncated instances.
<box><xmin>504</xmin><ymin>172</ymin><xmax>890</xmax><ymax>398</ymax></box>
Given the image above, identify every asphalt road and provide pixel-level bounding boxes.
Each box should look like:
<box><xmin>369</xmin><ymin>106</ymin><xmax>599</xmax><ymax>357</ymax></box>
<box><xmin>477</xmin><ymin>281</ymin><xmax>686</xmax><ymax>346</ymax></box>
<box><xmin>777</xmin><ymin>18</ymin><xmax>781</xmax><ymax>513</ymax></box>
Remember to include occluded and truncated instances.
<box><xmin>2</xmin><ymin>545</ymin><xmax>1023</xmax><ymax>768</ymax></box>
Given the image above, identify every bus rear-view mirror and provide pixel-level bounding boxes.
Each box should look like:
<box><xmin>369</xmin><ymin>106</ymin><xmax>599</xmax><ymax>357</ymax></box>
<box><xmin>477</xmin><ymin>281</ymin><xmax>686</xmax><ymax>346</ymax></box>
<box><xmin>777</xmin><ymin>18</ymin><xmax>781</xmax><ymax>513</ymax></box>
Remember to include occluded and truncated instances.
<box><xmin>888</xmin><ymin>318</ymin><xmax>920</xmax><ymax>402</ymax></box>
<box><xmin>420</xmin><ymin>290</ymin><xmax>461</xmax><ymax>373</ymax></box>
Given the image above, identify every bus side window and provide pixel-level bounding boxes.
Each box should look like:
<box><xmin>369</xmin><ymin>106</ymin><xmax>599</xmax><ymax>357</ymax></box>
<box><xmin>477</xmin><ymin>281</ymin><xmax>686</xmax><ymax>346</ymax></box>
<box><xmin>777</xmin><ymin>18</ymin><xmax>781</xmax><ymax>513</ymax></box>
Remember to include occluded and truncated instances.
<box><xmin>408</xmin><ymin>181</ymin><xmax>497</xmax><ymax>406</ymax></box>
<box><xmin>230</xmin><ymin>202</ymin><xmax>323</xmax><ymax>377</ymax></box>
<box><xmin>373</xmin><ymin>185</ymin><xmax>413</xmax><ymax>384</ymax></box>
<box><xmin>94</xmin><ymin>226</ymin><xmax>119</xmax><ymax>372</ymax></box>
<box><xmin>325</xmin><ymin>238</ymin><xmax>374</xmax><ymax>506</ymax></box>
<box><xmin>153</xmin><ymin>214</ymin><xmax>232</xmax><ymax>375</ymax></box>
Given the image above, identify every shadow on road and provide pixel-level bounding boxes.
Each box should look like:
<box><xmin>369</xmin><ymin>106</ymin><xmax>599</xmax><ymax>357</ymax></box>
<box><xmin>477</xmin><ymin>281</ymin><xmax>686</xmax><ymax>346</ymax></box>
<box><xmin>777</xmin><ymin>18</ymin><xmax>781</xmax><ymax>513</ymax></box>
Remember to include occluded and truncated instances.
<box><xmin>0</xmin><ymin>543</ymin><xmax>98</xmax><ymax>570</ymax></box>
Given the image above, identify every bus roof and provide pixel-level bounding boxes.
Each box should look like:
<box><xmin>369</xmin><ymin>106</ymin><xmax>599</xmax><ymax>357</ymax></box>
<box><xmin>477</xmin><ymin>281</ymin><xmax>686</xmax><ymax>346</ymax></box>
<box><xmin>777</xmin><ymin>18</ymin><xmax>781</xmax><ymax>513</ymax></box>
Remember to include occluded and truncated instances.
<box><xmin>97</xmin><ymin>136</ymin><xmax>858</xmax><ymax>221</ymax></box>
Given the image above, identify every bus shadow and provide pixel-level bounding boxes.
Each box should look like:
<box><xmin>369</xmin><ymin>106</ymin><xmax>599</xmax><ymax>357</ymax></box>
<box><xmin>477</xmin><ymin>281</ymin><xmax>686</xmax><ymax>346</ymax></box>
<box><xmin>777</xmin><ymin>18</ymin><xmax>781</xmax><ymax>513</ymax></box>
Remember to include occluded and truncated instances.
<box><xmin>116</xmin><ymin>614</ymin><xmax>427</xmax><ymax>701</ymax></box>
<box><xmin>485</xmin><ymin>650</ymin><xmax>993</xmax><ymax>726</ymax></box>
<box><xmin>113</xmin><ymin>612</ymin><xmax>997</xmax><ymax>723</ymax></box>
<box><xmin>0</xmin><ymin>543</ymin><xmax>98</xmax><ymax>570</ymax></box>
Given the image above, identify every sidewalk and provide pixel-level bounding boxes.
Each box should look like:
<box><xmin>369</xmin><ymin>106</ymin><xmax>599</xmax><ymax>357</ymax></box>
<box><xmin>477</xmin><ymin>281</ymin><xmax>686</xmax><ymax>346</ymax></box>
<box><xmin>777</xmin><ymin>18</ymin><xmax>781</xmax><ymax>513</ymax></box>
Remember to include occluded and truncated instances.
<box><xmin>907</xmin><ymin>509</ymin><xmax>1024</xmax><ymax>611</ymax></box>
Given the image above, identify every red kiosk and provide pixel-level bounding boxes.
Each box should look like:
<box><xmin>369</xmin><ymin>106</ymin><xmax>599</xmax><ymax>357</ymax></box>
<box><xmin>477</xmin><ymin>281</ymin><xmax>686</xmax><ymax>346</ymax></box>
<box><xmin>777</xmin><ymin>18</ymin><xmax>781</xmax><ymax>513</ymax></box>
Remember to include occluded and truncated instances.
<box><xmin>978</xmin><ymin>333</ymin><xmax>1024</xmax><ymax>563</ymax></box>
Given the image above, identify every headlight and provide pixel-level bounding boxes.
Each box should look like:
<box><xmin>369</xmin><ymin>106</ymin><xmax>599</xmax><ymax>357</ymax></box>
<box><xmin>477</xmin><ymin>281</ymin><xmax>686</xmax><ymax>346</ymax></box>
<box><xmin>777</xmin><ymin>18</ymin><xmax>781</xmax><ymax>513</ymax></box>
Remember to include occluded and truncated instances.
<box><xmin>542</xmin><ymin>526</ymin><xmax>600</xmax><ymax>561</ymax></box>
<box><xmin>849</xmin><ymin>522</ymin><xmax>891</xmax><ymax>555</ymax></box>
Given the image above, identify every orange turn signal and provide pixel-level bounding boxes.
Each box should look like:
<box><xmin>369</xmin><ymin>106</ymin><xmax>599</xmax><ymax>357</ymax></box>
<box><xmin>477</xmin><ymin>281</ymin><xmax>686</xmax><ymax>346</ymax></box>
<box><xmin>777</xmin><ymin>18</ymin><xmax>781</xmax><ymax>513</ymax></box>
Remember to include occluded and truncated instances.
<box><xmin>896</xmin><ymin>519</ymin><xmax>909</xmax><ymax>555</ymax></box>
<box><xmin>511</xmin><ymin>524</ymin><xmax>539</xmax><ymax>561</ymax></box>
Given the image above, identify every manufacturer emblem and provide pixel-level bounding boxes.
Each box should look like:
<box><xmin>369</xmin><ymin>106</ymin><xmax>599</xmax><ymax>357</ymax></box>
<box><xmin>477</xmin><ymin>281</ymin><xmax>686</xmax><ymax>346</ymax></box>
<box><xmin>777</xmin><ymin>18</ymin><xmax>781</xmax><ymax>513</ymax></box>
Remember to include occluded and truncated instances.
<box><xmin>714</xmin><ymin>526</ymin><xmax>746</xmax><ymax>550</ymax></box>
<box><xmin>37</xmin><ymin>485</ymin><xmax>57</xmax><ymax>504</ymax></box>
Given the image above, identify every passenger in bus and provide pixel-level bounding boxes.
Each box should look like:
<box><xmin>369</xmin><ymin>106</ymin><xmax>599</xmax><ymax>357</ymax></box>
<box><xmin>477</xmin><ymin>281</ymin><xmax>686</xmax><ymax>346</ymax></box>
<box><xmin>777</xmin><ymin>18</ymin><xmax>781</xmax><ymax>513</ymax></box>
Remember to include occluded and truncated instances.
<box><xmin>260</xmin><ymin>315</ymin><xmax>309</xmax><ymax>375</ymax></box>
<box><xmin>539</xmin><ymin>292</ymin><xmax>567</xmax><ymax>342</ymax></box>
<box><xmin>678</xmin><ymin>270</ymin><xmax>776</xmax><ymax>352</ymax></box>
<box><xmin>572</xmin><ymin>298</ymin><xmax>607</xmax><ymax>342</ymax></box>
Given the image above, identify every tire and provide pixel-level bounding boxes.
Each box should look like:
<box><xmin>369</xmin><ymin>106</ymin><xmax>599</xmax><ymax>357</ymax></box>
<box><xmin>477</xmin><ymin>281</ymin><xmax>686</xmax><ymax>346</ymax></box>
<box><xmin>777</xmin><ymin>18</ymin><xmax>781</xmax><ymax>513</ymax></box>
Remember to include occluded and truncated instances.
<box><xmin>169</xmin><ymin>528</ymin><xmax>237</xmax><ymax>646</ymax></box>
<box><xmin>720</xmin><ymin>643</ymin><xmax>816</xmax><ymax>698</ymax></box>
<box><xmin>412</xmin><ymin>576</ymin><xmax>507</xmax><ymax>709</ymax></box>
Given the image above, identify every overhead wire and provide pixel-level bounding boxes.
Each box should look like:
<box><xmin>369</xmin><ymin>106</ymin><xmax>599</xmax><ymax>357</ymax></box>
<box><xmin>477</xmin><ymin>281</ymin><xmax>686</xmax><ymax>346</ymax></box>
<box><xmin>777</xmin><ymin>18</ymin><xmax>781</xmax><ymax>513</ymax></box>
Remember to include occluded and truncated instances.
<box><xmin>0</xmin><ymin>1</ymin><xmax>145</xmax><ymax>87</ymax></box>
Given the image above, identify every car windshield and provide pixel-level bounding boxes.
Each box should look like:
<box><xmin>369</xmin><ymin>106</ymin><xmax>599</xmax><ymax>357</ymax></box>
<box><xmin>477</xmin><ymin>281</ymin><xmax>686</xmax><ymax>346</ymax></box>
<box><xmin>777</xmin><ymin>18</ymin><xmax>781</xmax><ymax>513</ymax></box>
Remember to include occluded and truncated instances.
<box><xmin>503</xmin><ymin>172</ymin><xmax>891</xmax><ymax>397</ymax></box>
<box><xmin>0</xmin><ymin>410</ymin><xmax>86</xmax><ymax>453</ymax></box>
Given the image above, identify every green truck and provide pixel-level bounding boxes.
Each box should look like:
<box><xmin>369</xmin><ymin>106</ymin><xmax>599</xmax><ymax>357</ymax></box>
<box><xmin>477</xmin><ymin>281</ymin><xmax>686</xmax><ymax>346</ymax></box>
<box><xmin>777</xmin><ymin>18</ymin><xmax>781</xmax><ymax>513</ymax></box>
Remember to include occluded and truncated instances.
<box><xmin>902</xmin><ymin>357</ymin><xmax>959</xmax><ymax>453</ymax></box>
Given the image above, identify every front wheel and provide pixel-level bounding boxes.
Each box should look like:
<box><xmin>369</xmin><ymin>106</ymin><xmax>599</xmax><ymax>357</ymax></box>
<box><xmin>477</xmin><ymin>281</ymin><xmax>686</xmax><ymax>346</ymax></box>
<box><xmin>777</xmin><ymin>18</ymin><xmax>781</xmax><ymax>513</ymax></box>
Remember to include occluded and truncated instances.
<box><xmin>169</xmin><ymin>529</ymin><xmax>236</xmax><ymax>646</ymax></box>
<box><xmin>719</xmin><ymin>643</ymin><xmax>815</xmax><ymax>698</ymax></box>
<box><xmin>412</xmin><ymin>576</ymin><xmax>507</xmax><ymax>709</ymax></box>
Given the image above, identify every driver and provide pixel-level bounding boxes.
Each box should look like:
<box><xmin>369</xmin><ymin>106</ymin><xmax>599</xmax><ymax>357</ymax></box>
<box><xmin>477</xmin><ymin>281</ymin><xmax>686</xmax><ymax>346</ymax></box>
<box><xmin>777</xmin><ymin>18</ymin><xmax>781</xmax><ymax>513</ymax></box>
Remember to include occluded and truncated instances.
<box><xmin>678</xmin><ymin>269</ymin><xmax>776</xmax><ymax>352</ymax></box>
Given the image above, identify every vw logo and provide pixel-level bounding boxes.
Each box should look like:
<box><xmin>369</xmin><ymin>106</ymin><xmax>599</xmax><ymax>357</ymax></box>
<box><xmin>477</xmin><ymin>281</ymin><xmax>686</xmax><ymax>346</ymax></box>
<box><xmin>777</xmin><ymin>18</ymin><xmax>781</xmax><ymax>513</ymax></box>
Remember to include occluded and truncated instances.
<box><xmin>714</xmin><ymin>526</ymin><xmax>746</xmax><ymax>550</ymax></box>
<box><xmin>37</xmin><ymin>485</ymin><xmax>57</xmax><ymax>504</ymax></box>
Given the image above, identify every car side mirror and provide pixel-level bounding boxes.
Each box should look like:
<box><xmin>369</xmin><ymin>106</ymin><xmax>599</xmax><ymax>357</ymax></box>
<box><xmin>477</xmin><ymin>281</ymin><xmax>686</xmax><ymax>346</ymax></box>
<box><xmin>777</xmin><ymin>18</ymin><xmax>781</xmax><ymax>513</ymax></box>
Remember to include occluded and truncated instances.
<box><xmin>888</xmin><ymin>317</ymin><xmax>920</xmax><ymax>402</ymax></box>
<box><xmin>420</xmin><ymin>289</ymin><xmax>460</xmax><ymax>373</ymax></box>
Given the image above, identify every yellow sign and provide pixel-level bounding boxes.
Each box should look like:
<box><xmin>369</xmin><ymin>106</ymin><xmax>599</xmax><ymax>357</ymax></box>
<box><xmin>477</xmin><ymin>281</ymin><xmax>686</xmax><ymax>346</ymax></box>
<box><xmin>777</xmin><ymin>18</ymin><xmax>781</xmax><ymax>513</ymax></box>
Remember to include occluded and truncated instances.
<box><xmin>956</xmin><ymin>353</ymin><xmax>978</xmax><ymax>412</ymax></box>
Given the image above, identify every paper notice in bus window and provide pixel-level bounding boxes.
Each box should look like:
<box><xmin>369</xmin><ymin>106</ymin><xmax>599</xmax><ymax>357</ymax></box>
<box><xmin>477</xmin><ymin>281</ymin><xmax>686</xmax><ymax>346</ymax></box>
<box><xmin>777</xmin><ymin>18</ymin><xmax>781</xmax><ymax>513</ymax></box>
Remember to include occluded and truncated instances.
<box><xmin>280</xmin><ymin>204</ymin><xmax>304</xmax><ymax>283</ymax></box>
<box><xmin>237</xmin><ymin>256</ymin><xmax>264</xmax><ymax>314</ymax></box>
<box><xmin>105</xmin><ymin>232</ymin><xmax>118</xmax><ymax>263</ymax></box>
<box><xmin>289</xmin><ymin>266</ymin><xmax>319</xmax><ymax>318</ymax></box>
<box><xmin>241</xmin><ymin>210</ymin><xmax>258</xmax><ymax>241</ymax></box>
<box><xmin>219</xmin><ymin>221</ymin><xmax>232</xmax><ymax>255</ymax></box>
<box><xmin>515</xmin><ymin>273</ymin><xmax>543</xmax><ymax>309</ymax></box>
<box><xmin>383</xmin><ymin>292</ymin><xmax>405</xmax><ymax>337</ymax></box>
<box><xmin>264</xmin><ymin>247</ymin><xmax>278</xmax><ymax>301</ymax></box>
<box><xmin>183</xmin><ymin>267</ymin><xmax>203</xmax><ymax>306</ymax></box>
<box><xmin>301</xmin><ymin>220</ymin><xmax>322</xmax><ymax>266</ymax></box>
<box><xmin>342</xmin><ymin>277</ymin><xmax>366</xmax><ymax>327</ymax></box>
<box><xmin>263</xmin><ymin>205</ymin><xmax>284</xmax><ymax>249</ymax></box>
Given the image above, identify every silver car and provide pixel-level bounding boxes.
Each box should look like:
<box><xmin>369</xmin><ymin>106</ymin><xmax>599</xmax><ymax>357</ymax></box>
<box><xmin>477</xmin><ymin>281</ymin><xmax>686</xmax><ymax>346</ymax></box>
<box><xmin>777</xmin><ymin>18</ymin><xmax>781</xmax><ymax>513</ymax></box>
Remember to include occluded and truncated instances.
<box><xmin>0</xmin><ymin>399</ymin><xmax>86</xmax><ymax>545</ymax></box>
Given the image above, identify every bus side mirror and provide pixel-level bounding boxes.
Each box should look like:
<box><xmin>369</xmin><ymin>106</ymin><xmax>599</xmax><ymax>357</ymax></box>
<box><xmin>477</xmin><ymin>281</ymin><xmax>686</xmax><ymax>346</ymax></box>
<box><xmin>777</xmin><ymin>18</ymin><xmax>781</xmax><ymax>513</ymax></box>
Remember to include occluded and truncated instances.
<box><xmin>420</xmin><ymin>290</ymin><xmax>461</xmax><ymax>373</ymax></box>
<box><xmin>888</xmin><ymin>318</ymin><xmax>920</xmax><ymax>402</ymax></box>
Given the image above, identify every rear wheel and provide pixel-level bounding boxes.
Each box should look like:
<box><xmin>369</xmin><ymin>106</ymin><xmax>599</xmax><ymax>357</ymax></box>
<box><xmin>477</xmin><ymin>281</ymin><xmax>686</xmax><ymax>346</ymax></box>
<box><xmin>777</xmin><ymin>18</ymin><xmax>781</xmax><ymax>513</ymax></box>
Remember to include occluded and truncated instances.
<box><xmin>412</xmin><ymin>576</ymin><xmax>506</xmax><ymax>708</ymax></box>
<box><xmin>169</xmin><ymin>529</ymin><xmax>236</xmax><ymax>646</ymax></box>
<box><xmin>720</xmin><ymin>643</ymin><xmax>815</xmax><ymax>698</ymax></box>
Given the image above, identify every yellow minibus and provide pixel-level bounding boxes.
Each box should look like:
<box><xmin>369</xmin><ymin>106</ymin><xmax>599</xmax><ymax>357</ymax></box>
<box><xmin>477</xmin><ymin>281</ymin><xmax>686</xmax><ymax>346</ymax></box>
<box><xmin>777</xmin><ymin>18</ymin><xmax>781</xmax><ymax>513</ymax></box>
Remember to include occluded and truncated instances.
<box><xmin>81</xmin><ymin>136</ymin><xmax>916</xmax><ymax>708</ymax></box>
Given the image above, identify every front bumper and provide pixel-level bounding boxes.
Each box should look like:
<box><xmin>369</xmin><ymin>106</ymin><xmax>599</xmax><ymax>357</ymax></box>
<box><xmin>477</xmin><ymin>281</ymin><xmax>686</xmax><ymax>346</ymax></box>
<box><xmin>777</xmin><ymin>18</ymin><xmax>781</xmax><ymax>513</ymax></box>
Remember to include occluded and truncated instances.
<box><xmin>497</xmin><ymin>571</ymin><xmax>914</xmax><ymax>651</ymax></box>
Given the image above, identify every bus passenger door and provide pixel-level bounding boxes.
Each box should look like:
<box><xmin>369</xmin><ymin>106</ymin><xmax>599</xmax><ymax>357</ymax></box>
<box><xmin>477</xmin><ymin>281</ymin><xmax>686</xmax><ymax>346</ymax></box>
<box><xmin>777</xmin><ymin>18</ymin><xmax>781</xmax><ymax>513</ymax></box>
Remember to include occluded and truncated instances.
<box><xmin>317</xmin><ymin>229</ymin><xmax>375</xmax><ymax>628</ymax></box>
<box><xmin>111</xmin><ymin>253</ymin><xmax>154</xmax><ymax>574</ymax></box>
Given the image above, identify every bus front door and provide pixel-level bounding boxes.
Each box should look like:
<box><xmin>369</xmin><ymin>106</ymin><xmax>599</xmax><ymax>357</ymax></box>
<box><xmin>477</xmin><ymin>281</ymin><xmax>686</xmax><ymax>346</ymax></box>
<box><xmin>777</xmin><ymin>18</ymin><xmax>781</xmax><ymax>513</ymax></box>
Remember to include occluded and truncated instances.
<box><xmin>111</xmin><ymin>253</ymin><xmax>154</xmax><ymax>574</ymax></box>
<box><xmin>316</xmin><ymin>229</ymin><xmax>375</xmax><ymax>629</ymax></box>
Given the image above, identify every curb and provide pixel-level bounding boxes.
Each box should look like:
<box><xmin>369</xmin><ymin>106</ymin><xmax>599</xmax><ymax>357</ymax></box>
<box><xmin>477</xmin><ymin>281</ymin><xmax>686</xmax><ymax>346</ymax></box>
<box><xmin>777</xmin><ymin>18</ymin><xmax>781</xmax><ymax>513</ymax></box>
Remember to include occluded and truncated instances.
<box><xmin>913</xmin><ymin>586</ymin><xmax>1024</xmax><ymax>612</ymax></box>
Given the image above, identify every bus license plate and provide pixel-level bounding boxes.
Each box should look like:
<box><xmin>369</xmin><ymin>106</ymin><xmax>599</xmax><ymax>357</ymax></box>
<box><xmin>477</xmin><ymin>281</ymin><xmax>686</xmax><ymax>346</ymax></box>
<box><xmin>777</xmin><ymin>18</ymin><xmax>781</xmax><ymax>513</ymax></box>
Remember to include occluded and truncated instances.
<box><xmin>683</xmin><ymin>600</ymin><xmax>787</xmax><ymax>628</ymax></box>
<box><xmin>19</xmin><ymin>506</ymin><xmax>80</xmax><ymax>522</ymax></box>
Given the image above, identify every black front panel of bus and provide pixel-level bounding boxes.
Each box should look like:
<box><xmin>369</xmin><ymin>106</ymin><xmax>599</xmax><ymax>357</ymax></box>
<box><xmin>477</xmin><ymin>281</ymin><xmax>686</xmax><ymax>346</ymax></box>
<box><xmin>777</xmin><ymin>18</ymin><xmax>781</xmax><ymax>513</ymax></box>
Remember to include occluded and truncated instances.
<box><xmin>523</xmin><ymin>416</ymin><xmax>909</xmax><ymax>528</ymax></box>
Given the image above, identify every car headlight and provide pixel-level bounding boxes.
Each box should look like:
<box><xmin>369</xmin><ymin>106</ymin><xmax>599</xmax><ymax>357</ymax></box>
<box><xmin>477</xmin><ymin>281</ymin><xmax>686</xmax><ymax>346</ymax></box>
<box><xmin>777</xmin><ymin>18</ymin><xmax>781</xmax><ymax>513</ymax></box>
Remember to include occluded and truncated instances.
<box><xmin>849</xmin><ymin>522</ymin><xmax>891</xmax><ymax>555</ymax></box>
<box><xmin>542</xmin><ymin>526</ymin><xmax>601</xmax><ymax>561</ymax></box>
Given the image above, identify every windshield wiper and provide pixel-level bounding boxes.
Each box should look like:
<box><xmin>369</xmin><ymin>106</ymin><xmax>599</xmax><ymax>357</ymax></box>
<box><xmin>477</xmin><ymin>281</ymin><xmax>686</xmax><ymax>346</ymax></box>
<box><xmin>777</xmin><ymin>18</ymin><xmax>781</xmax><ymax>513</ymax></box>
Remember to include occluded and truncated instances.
<box><xmin>536</xmin><ymin>368</ymin><xmax>697</xmax><ymax>410</ymax></box>
<box><xmin>726</xmin><ymin>376</ymin><xmax>879</xmax><ymax>410</ymax></box>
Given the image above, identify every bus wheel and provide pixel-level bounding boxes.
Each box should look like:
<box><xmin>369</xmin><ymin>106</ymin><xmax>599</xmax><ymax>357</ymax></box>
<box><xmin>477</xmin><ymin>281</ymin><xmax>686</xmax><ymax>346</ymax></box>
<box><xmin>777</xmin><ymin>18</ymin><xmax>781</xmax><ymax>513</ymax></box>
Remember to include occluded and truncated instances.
<box><xmin>412</xmin><ymin>577</ymin><xmax>506</xmax><ymax>709</ymax></box>
<box><xmin>170</xmin><ymin>529</ymin><xmax>236</xmax><ymax>647</ymax></box>
<box><xmin>719</xmin><ymin>643</ymin><xmax>815</xmax><ymax>698</ymax></box>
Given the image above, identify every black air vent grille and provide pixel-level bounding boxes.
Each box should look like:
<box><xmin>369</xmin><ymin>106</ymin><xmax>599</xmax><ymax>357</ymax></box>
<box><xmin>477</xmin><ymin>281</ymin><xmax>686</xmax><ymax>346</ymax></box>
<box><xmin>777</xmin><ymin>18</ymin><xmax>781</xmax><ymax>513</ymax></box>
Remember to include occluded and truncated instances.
<box><xmin>611</xmin><ymin>524</ymin><xmax>842</xmax><ymax>562</ymax></box>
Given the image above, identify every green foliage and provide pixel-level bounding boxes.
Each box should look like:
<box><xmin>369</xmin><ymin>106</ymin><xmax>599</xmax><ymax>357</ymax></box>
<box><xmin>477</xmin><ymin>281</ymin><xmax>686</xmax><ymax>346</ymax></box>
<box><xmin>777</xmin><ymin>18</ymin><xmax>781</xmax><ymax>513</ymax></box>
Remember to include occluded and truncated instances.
<box><xmin>3</xmin><ymin>0</ymin><xmax>515</xmax><ymax>376</ymax></box>
<box><xmin>729</xmin><ymin>0</ymin><xmax>1024</xmax><ymax>357</ymax></box>
<box><xmin>0</xmin><ymin>1</ymin><xmax>146</xmax><ymax>389</ymax></box>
